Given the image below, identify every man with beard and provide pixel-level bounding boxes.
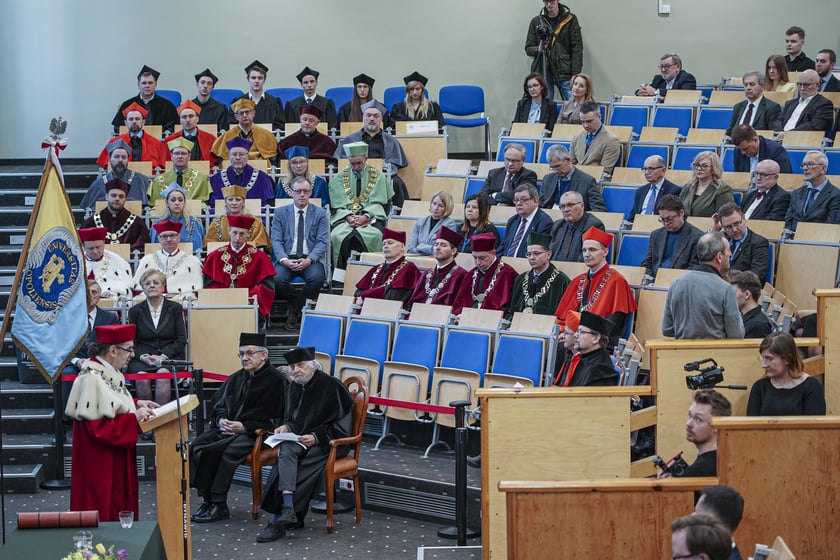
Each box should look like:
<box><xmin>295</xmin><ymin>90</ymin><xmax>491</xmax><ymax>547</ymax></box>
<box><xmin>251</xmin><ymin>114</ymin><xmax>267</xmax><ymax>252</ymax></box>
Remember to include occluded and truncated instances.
<box><xmin>659</xmin><ymin>389</ymin><xmax>732</xmax><ymax>478</ymax></box>
<box><xmin>190</xmin><ymin>332</ymin><xmax>288</xmax><ymax>522</ymax></box>
<box><xmin>110</xmin><ymin>65</ymin><xmax>178</xmax><ymax>136</ymax></box>
<box><xmin>408</xmin><ymin>226</ymin><xmax>468</xmax><ymax>308</ymax></box>
<box><xmin>558</xmin><ymin>311</ymin><xmax>619</xmax><ymax>387</ymax></box>
<box><xmin>97</xmin><ymin>102</ymin><xmax>167</xmax><ymax>170</ymax></box>
<box><xmin>81</xmin><ymin>139</ymin><xmax>149</xmax><ymax>210</ymax></box>
<box><xmin>354</xmin><ymin>228</ymin><xmax>420</xmax><ymax>307</ymax></box>
<box><xmin>81</xmin><ymin>178</ymin><xmax>150</xmax><ymax>254</ymax></box>
<box><xmin>256</xmin><ymin>346</ymin><xmax>354</xmax><ymax>542</ymax></box>
<box><xmin>278</xmin><ymin>104</ymin><xmax>338</xmax><ymax>163</ymax></box>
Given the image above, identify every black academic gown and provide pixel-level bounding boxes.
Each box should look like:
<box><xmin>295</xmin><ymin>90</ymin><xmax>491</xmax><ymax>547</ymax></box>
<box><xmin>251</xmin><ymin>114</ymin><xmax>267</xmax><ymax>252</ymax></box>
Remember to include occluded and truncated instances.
<box><xmin>112</xmin><ymin>95</ymin><xmax>179</xmax><ymax>135</ymax></box>
<box><xmin>260</xmin><ymin>371</ymin><xmax>354</xmax><ymax>515</ymax></box>
<box><xmin>567</xmin><ymin>347</ymin><xmax>618</xmax><ymax>387</ymax></box>
<box><xmin>190</xmin><ymin>363</ymin><xmax>288</xmax><ymax>499</ymax></box>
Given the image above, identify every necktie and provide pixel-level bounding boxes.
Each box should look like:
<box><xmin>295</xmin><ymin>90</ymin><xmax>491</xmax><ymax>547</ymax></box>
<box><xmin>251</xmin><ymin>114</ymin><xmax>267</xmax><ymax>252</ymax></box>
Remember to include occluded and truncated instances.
<box><xmin>729</xmin><ymin>238</ymin><xmax>738</xmax><ymax>263</ymax></box>
<box><xmin>558</xmin><ymin>223</ymin><xmax>576</xmax><ymax>261</ymax></box>
<box><xmin>506</xmin><ymin>217</ymin><xmax>528</xmax><ymax>257</ymax></box>
<box><xmin>803</xmin><ymin>187</ymin><xmax>818</xmax><ymax>214</ymax></box>
<box><xmin>742</xmin><ymin>103</ymin><xmax>754</xmax><ymax>125</ymax></box>
<box><xmin>644</xmin><ymin>184</ymin><xmax>658</xmax><ymax>214</ymax></box>
<box><xmin>754</xmin><ymin>191</ymin><xmax>765</xmax><ymax>200</ymax></box>
<box><xmin>176</xmin><ymin>171</ymin><xmax>183</xmax><ymax>186</ymax></box>
<box><xmin>296</xmin><ymin>209</ymin><xmax>305</xmax><ymax>256</ymax></box>
<box><xmin>502</xmin><ymin>172</ymin><xmax>512</xmax><ymax>193</ymax></box>
<box><xmin>306</xmin><ymin>98</ymin><xmax>312</xmax><ymax>105</ymax></box>
<box><xmin>820</xmin><ymin>78</ymin><xmax>827</xmax><ymax>92</ymax></box>
<box><xmin>555</xmin><ymin>177</ymin><xmax>571</xmax><ymax>205</ymax></box>
<box><xmin>355</xmin><ymin>174</ymin><xmax>362</xmax><ymax>196</ymax></box>
<box><xmin>585</xmin><ymin>132</ymin><xmax>594</xmax><ymax>151</ymax></box>
<box><xmin>183</xmin><ymin>134</ymin><xmax>196</xmax><ymax>142</ymax></box>
<box><xmin>130</xmin><ymin>136</ymin><xmax>142</xmax><ymax>161</ymax></box>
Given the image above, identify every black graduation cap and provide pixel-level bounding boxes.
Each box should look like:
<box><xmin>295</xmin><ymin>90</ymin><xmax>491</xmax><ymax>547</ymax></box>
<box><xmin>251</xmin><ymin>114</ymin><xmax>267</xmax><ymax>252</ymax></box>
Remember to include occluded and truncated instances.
<box><xmin>245</xmin><ymin>60</ymin><xmax>269</xmax><ymax>75</ymax></box>
<box><xmin>239</xmin><ymin>332</ymin><xmax>266</xmax><ymax>348</ymax></box>
<box><xmin>194</xmin><ymin>68</ymin><xmax>218</xmax><ymax>84</ymax></box>
<box><xmin>296</xmin><ymin>66</ymin><xmax>319</xmax><ymax>82</ymax></box>
<box><xmin>137</xmin><ymin>65</ymin><xmax>160</xmax><ymax>81</ymax></box>
<box><xmin>403</xmin><ymin>70</ymin><xmax>428</xmax><ymax>86</ymax></box>
<box><xmin>284</xmin><ymin>346</ymin><xmax>316</xmax><ymax>364</ymax></box>
<box><xmin>353</xmin><ymin>73</ymin><xmax>375</xmax><ymax>87</ymax></box>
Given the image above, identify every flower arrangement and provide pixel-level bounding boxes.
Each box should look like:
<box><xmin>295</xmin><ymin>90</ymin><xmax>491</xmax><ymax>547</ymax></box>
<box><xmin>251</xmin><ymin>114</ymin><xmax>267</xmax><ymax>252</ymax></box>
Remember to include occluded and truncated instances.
<box><xmin>62</xmin><ymin>542</ymin><xmax>127</xmax><ymax>560</ymax></box>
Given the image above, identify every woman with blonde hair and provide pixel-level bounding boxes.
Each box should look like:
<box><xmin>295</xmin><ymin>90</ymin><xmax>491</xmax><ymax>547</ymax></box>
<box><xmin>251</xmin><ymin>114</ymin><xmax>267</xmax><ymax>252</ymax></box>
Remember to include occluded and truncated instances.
<box><xmin>388</xmin><ymin>71</ymin><xmax>444</xmax><ymax>129</ymax></box>
<box><xmin>151</xmin><ymin>183</ymin><xmax>205</xmax><ymax>253</ymax></box>
<box><xmin>407</xmin><ymin>190</ymin><xmax>460</xmax><ymax>256</ymax></box>
<box><xmin>679</xmin><ymin>151</ymin><xmax>735</xmax><ymax>217</ymax></box>
<box><xmin>559</xmin><ymin>73</ymin><xmax>596</xmax><ymax>124</ymax></box>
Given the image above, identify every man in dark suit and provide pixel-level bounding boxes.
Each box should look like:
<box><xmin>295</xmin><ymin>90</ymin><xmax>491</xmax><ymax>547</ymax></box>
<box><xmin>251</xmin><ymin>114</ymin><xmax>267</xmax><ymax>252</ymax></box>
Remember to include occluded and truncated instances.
<box><xmin>715</xmin><ymin>203</ymin><xmax>770</xmax><ymax>281</ymax></box>
<box><xmin>480</xmin><ymin>143</ymin><xmax>538</xmax><ymax>206</ymax></box>
<box><xmin>641</xmin><ymin>195</ymin><xmax>703</xmax><ymax>278</ymax></box>
<box><xmin>724</xmin><ymin>71</ymin><xmax>782</xmax><ymax>136</ymax></box>
<box><xmin>816</xmin><ymin>49</ymin><xmax>840</xmax><ymax>92</ymax></box>
<box><xmin>635</xmin><ymin>53</ymin><xmax>696</xmax><ymax>97</ymax></box>
<box><xmin>539</xmin><ymin>144</ymin><xmax>607</xmax><ymax>212</ymax></box>
<box><xmin>283</xmin><ymin>66</ymin><xmax>338</xmax><ymax>133</ymax></box>
<box><xmin>730</xmin><ymin>125</ymin><xmax>792</xmax><ymax>174</ymax></box>
<box><xmin>549</xmin><ymin>190</ymin><xmax>605</xmax><ymax>262</ymax></box>
<box><xmin>497</xmin><ymin>185</ymin><xmax>554</xmax><ymax>258</ymax></box>
<box><xmin>629</xmin><ymin>155</ymin><xmax>682</xmax><ymax>222</ymax></box>
<box><xmin>740</xmin><ymin>160</ymin><xmax>791</xmax><ymax>221</ymax></box>
<box><xmin>772</xmin><ymin>70</ymin><xmax>834</xmax><ymax>138</ymax></box>
<box><xmin>785</xmin><ymin>151</ymin><xmax>840</xmax><ymax>231</ymax></box>
<box><xmin>271</xmin><ymin>176</ymin><xmax>330</xmax><ymax>330</ymax></box>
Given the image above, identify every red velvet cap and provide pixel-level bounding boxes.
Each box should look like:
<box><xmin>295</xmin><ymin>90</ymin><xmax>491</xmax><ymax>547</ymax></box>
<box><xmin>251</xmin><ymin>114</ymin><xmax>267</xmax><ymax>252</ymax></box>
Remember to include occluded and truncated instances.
<box><xmin>227</xmin><ymin>214</ymin><xmax>255</xmax><ymax>230</ymax></box>
<box><xmin>470</xmin><ymin>233</ymin><xmax>496</xmax><ymax>253</ymax></box>
<box><xmin>78</xmin><ymin>227</ymin><xmax>107</xmax><ymax>243</ymax></box>
<box><xmin>105</xmin><ymin>178</ymin><xmax>130</xmax><ymax>194</ymax></box>
<box><xmin>95</xmin><ymin>324</ymin><xmax>136</xmax><ymax>344</ymax></box>
<box><xmin>582</xmin><ymin>227</ymin><xmax>613</xmax><ymax>248</ymax></box>
<box><xmin>121</xmin><ymin>101</ymin><xmax>148</xmax><ymax>118</ymax></box>
<box><xmin>299</xmin><ymin>104</ymin><xmax>323</xmax><ymax>119</ymax></box>
<box><xmin>383</xmin><ymin>228</ymin><xmax>406</xmax><ymax>245</ymax></box>
<box><xmin>152</xmin><ymin>220</ymin><xmax>183</xmax><ymax>235</ymax></box>
<box><xmin>436</xmin><ymin>226</ymin><xmax>464</xmax><ymax>248</ymax></box>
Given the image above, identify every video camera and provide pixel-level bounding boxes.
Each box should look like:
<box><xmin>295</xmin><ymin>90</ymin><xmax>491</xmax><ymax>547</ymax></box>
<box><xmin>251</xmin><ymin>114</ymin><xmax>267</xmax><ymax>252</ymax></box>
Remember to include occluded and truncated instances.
<box><xmin>535</xmin><ymin>20</ymin><xmax>552</xmax><ymax>41</ymax></box>
<box><xmin>653</xmin><ymin>451</ymin><xmax>689</xmax><ymax>477</ymax></box>
<box><xmin>684</xmin><ymin>358</ymin><xmax>724</xmax><ymax>390</ymax></box>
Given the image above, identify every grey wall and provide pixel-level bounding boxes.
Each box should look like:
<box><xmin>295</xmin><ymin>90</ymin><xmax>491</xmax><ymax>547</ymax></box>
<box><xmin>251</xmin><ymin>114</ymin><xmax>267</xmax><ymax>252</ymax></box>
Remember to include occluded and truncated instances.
<box><xmin>1</xmin><ymin>0</ymin><xmax>837</xmax><ymax>160</ymax></box>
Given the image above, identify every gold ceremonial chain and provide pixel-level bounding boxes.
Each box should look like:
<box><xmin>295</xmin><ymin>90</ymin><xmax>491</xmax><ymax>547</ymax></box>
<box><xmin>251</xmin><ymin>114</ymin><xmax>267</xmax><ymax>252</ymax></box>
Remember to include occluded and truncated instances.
<box><xmin>521</xmin><ymin>267</ymin><xmax>561</xmax><ymax>313</ymax></box>
<box><xmin>220</xmin><ymin>245</ymin><xmax>255</xmax><ymax>286</ymax></box>
<box><xmin>340</xmin><ymin>166</ymin><xmax>379</xmax><ymax>213</ymax></box>
<box><xmin>369</xmin><ymin>259</ymin><xmax>407</xmax><ymax>287</ymax></box>
<box><xmin>94</xmin><ymin>212</ymin><xmax>136</xmax><ymax>243</ymax></box>
<box><xmin>424</xmin><ymin>263</ymin><xmax>457</xmax><ymax>303</ymax></box>
<box><xmin>575</xmin><ymin>268</ymin><xmax>613</xmax><ymax>311</ymax></box>
<box><xmin>471</xmin><ymin>261</ymin><xmax>503</xmax><ymax>305</ymax></box>
<box><xmin>221</xmin><ymin>166</ymin><xmax>259</xmax><ymax>190</ymax></box>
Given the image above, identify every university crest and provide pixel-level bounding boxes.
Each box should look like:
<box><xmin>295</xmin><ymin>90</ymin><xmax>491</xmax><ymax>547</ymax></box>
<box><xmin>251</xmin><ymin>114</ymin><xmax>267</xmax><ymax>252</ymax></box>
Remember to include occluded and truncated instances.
<box><xmin>18</xmin><ymin>227</ymin><xmax>84</xmax><ymax>325</ymax></box>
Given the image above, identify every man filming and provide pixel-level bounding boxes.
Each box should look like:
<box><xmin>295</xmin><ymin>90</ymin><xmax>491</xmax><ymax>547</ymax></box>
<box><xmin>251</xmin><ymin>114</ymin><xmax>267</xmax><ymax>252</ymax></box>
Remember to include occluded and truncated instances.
<box><xmin>524</xmin><ymin>0</ymin><xmax>583</xmax><ymax>101</ymax></box>
<box><xmin>659</xmin><ymin>389</ymin><xmax>732</xmax><ymax>478</ymax></box>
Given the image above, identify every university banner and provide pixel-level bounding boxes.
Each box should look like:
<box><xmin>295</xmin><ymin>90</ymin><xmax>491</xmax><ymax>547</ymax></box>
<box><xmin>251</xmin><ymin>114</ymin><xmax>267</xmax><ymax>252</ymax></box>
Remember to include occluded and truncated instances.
<box><xmin>7</xmin><ymin>149</ymin><xmax>88</xmax><ymax>383</ymax></box>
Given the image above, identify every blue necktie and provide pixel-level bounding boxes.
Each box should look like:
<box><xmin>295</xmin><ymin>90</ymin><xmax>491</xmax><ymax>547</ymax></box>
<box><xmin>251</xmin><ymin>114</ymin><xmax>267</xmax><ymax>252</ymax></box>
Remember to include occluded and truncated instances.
<box><xmin>507</xmin><ymin>217</ymin><xmax>528</xmax><ymax>257</ymax></box>
<box><xmin>554</xmin><ymin>177</ymin><xmax>572</xmax><ymax>205</ymax></box>
<box><xmin>644</xmin><ymin>185</ymin><xmax>658</xmax><ymax>214</ymax></box>
<box><xmin>585</xmin><ymin>132</ymin><xmax>594</xmax><ymax>152</ymax></box>
<box><xmin>803</xmin><ymin>187</ymin><xmax>818</xmax><ymax>214</ymax></box>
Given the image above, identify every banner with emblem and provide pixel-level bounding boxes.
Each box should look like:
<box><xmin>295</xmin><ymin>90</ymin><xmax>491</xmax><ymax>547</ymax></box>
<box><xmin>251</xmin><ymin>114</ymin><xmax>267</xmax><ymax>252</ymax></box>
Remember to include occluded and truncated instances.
<box><xmin>5</xmin><ymin>149</ymin><xmax>88</xmax><ymax>383</ymax></box>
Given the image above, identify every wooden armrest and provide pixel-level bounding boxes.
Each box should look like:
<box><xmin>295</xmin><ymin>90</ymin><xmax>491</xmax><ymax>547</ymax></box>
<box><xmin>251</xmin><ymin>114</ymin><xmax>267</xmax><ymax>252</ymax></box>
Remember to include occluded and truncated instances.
<box><xmin>329</xmin><ymin>433</ymin><xmax>363</xmax><ymax>448</ymax></box>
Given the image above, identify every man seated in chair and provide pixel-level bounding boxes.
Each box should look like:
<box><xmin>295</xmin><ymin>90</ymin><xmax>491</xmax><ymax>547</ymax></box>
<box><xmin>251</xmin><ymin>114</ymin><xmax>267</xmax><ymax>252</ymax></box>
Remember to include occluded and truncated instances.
<box><xmin>635</xmin><ymin>53</ymin><xmax>697</xmax><ymax>98</ymax></box>
<box><xmin>739</xmin><ymin>159</ymin><xmax>791</xmax><ymax>221</ymax></box>
<box><xmin>81</xmin><ymin>139</ymin><xmax>149</xmax><ymax>210</ymax></box>
<box><xmin>148</xmin><ymin>136</ymin><xmax>212</xmax><ymax>206</ymax></box>
<box><xmin>730</xmin><ymin>271</ymin><xmax>774</xmax><ymax>339</ymax></box>
<box><xmin>508</xmin><ymin>232</ymin><xmax>570</xmax><ymax>318</ymax></box>
<box><xmin>80</xmin><ymin>227</ymin><xmax>132</xmax><ymax>298</ymax></box>
<box><xmin>659</xmin><ymin>389</ymin><xmax>732</xmax><ymax>478</ymax></box>
<box><xmin>354</xmin><ymin>228</ymin><xmax>420</xmax><ymax>308</ymax></box>
<box><xmin>190</xmin><ymin>332</ymin><xmax>288</xmax><ymax>523</ymax></box>
<box><xmin>328</xmin><ymin>141</ymin><xmax>393</xmax><ymax>279</ymax></box>
<box><xmin>452</xmin><ymin>233</ymin><xmax>518</xmax><ymax>315</ymax></box>
<box><xmin>408</xmin><ymin>226</ymin><xmax>468</xmax><ymax>308</ymax></box>
<box><xmin>80</xmin><ymin>178</ymin><xmax>150</xmax><ymax>255</ymax></box>
<box><xmin>97</xmin><ymin>102</ymin><xmax>167</xmax><ymax>171</ymax></box>
<box><xmin>110</xmin><ymin>64</ymin><xmax>178</xmax><ymax>136</ymax></box>
<box><xmin>629</xmin><ymin>155</ymin><xmax>682</xmax><ymax>222</ymax></box>
<box><xmin>556</xmin><ymin>311</ymin><xmax>619</xmax><ymax>387</ymax></box>
<box><xmin>209</xmin><ymin>137</ymin><xmax>276</xmax><ymax>209</ymax></box>
<box><xmin>711</xmin><ymin>202</ymin><xmax>770</xmax><ymax>281</ymax></box>
<box><xmin>539</xmin><ymin>144</ymin><xmax>607</xmax><ymax>212</ymax></box>
<box><xmin>132</xmin><ymin>220</ymin><xmax>203</xmax><ymax>303</ymax></box>
<box><xmin>230</xmin><ymin>60</ymin><xmax>285</xmax><ymax>132</ymax></box>
<box><xmin>203</xmin><ymin>214</ymin><xmax>276</xmax><ymax>327</ymax></box>
<box><xmin>257</xmin><ymin>346</ymin><xmax>354</xmax><ymax>543</ymax></box>
<box><xmin>283</xmin><ymin>66</ymin><xmax>339</xmax><ymax>135</ymax></box>
<box><xmin>479</xmin><ymin>143</ymin><xmax>538</xmax><ymax>207</ymax></box>
<box><xmin>211</xmin><ymin>97</ymin><xmax>279</xmax><ymax>163</ymax></box>
<box><xmin>278</xmin><ymin>104</ymin><xmax>338</xmax><ymax>164</ymax></box>
<box><xmin>549</xmin><ymin>190</ymin><xmax>605</xmax><ymax>263</ymax></box>
<box><xmin>569</xmin><ymin>101</ymin><xmax>620</xmax><ymax>176</ymax></box>
<box><xmin>192</xmin><ymin>67</ymin><xmax>230</xmax><ymax>133</ymax></box>
<box><xmin>165</xmin><ymin>100</ymin><xmax>217</xmax><ymax>164</ymax></box>
<box><xmin>640</xmin><ymin>194</ymin><xmax>703</xmax><ymax>279</ymax></box>
<box><xmin>204</xmin><ymin>185</ymin><xmax>270</xmax><ymax>249</ymax></box>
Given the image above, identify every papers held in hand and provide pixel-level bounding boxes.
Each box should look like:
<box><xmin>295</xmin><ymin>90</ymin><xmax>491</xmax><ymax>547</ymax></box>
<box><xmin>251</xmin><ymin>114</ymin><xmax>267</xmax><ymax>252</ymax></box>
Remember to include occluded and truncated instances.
<box><xmin>264</xmin><ymin>432</ymin><xmax>306</xmax><ymax>449</ymax></box>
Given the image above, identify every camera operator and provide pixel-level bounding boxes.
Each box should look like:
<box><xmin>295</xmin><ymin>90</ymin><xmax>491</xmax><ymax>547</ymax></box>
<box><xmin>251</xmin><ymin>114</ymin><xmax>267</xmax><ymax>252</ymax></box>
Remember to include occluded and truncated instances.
<box><xmin>524</xmin><ymin>0</ymin><xmax>583</xmax><ymax>101</ymax></box>
<box><xmin>659</xmin><ymin>389</ymin><xmax>732</xmax><ymax>478</ymax></box>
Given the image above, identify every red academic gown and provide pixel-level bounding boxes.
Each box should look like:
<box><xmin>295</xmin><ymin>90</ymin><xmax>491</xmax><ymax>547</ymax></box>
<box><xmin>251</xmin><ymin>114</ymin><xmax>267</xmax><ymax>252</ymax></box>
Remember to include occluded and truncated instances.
<box><xmin>277</xmin><ymin>130</ymin><xmax>338</xmax><ymax>161</ymax></box>
<box><xmin>165</xmin><ymin>129</ymin><xmax>217</xmax><ymax>164</ymax></box>
<box><xmin>96</xmin><ymin>133</ymin><xmax>167</xmax><ymax>170</ymax></box>
<box><xmin>203</xmin><ymin>243</ymin><xmax>276</xmax><ymax>316</ymax></box>
<box><xmin>69</xmin><ymin>358</ymin><xmax>140</xmax><ymax>522</ymax></box>
<box><xmin>355</xmin><ymin>257</ymin><xmax>420</xmax><ymax>301</ymax></box>
<box><xmin>554</xmin><ymin>264</ymin><xmax>638</xmax><ymax>325</ymax></box>
<box><xmin>81</xmin><ymin>208</ymin><xmax>151</xmax><ymax>254</ymax></box>
<box><xmin>452</xmin><ymin>258</ymin><xmax>518</xmax><ymax>315</ymax></box>
<box><xmin>407</xmin><ymin>261</ymin><xmax>469</xmax><ymax>308</ymax></box>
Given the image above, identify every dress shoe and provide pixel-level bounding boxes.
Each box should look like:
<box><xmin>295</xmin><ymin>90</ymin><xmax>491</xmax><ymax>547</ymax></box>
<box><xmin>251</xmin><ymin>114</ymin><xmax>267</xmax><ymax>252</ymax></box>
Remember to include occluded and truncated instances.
<box><xmin>190</xmin><ymin>502</ymin><xmax>211</xmax><ymax>521</ymax></box>
<box><xmin>193</xmin><ymin>503</ymin><xmax>230</xmax><ymax>523</ymax></box>
<box><xmin>284</xmin><ymin>311</ymin><xmax>300</xmax><ymax>331</ymax></box>
<box><xmin>285</xmin><ymin>512</ymin><xmax>305</xmax><ymax>530</ymax></box>
<box><xmin>466</xmin><ymin>453</ymin><xmax>482</xmax><ymax>468</ymax></box>
<box><xmin>277</xmin><ymin>506</ymin><xmax>297</xmax><ymax>523</ymax></box>
<box><xmin>255</xmin><ymin>521</ymin><xmax>286</xmax><ymax>543</ymax></box>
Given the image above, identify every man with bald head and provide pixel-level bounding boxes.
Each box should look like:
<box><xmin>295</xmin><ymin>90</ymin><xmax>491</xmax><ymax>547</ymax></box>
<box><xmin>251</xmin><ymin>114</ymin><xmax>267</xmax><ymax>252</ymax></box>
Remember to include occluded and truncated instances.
<box><xmin>772</xmin><ymin>69</ymin><xmax>834</xmax><ymax>140</ymax></box>
<box><xmin>784</xmin><ymin>150</ymin><xmax>840</xmax><ymax>231</ymax></box>
<box><xmin>549</xmin><ymin>190</ymin><xmax>604</xmax><ymax>262</ymax></box>
<box><xmin>629</xmin><ymin>154</ymin><xmax>682</xmax><ymax>222</ymax></box>
<box><xmin>739</xmin><ymin>159</ymin><xmax>791</xmax><ymax>221</ymax></box>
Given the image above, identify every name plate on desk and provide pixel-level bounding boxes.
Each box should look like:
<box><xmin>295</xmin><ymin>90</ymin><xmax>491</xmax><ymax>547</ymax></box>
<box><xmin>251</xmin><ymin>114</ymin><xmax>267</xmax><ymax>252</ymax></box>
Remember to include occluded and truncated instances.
<box><xmin>404</xmin><ymin>121</ymin><xmax>438</xmax><ymax>134</ymax></box>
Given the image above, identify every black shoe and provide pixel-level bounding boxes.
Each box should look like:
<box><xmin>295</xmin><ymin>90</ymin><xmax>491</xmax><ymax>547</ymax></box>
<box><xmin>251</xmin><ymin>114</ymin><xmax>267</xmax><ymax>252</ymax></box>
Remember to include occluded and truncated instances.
<box><xmin>256</xmin><ymin>521</ymin><xmax>286</xmax><ymax>543</ymax></box>
<box><xmin>285</xmin><ymin>512</ymin><xmax>305</xmax><ymax>530</ymax></box>
<box><xmin>190</xmin><ymin>502</ymin><xmax>211</xmax><ymax>521</ymax></box>
<box><xmin>466</xmin><ymin>454</ymin><xmax>482</xmax><ymax>468</ymax></box>
<box><xmin>277</xmin><ymin>506</ymin><xmax>297</xmax><ymax>523</ymax></box>
<box><xmin>193</xmin><ymin>503</ymin><xmax>230</xmax><ymax>523</ymax></box>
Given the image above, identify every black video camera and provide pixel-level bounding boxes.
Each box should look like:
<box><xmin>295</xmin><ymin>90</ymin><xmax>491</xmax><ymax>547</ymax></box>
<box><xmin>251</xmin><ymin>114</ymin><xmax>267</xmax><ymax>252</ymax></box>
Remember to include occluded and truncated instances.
<box><xmin>653</xmin><ymin>451</ymin><xmax>689</xmax><ymax>477</ymax></box>
<box><xmin>535</xmin><ymin>20</ymin><xmax>552</xmax><ymax>41</ymax></box>
<box><xmin>684</xmin><ymin>358</ymin><xmax>724</xmax><ymax>390</ymax></box>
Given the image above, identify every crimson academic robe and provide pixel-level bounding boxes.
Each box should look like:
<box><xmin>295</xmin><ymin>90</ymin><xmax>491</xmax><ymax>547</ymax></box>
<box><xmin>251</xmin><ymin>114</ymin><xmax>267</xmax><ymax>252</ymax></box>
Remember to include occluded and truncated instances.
<box><xmin>452</xmin><ymin>258</ymin><xmax>518</xmax><ymax>315</ymax></box>
<box><xmin>208</xmin><ymin>165</ymin><xmax>275</xmax><ymax>209</ymax></box>
<box><xmin>96</xmin><ymin>133</ymin><xmax>167</xmax><ymax>170</ymax></box>
<box><xmin>81</xmin><ymin>208</ymin><xmax>151</xmax><ymax>254</ymax></box>
<box><xmin>408</xmin><ymin>261</ymin><xmax>469</xmax><ymax>308</ymax></box>
<box><xmin>202</xmin><ymin>243</ymin><xmax>276</xmax><ymax>316</ymax></box>
<box><xmin>277</xmin><ymin>130</ymin><xmax>338</xmax><ymax>162</ymax></box>
<box><xmin>355</xmin><ymin>256</ymin><xmax>420</xmax><ymax>306</ymax></box>
<box><xmin>165</xmin><ymin>129</ymin><xmax>217</xmax><ymax>163</ymax></box>
<box><xmin>554</xmin><ymin>265</ymin><xmax>637</xmax><ymax>336</ymax></box>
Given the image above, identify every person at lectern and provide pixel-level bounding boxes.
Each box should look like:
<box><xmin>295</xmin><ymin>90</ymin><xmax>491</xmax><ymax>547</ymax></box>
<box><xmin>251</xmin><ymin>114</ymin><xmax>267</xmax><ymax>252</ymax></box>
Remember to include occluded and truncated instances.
<box><xmin>65</xmin><ymin>323</ymin><xmax>159</xmax><ymax>522</ymax></box>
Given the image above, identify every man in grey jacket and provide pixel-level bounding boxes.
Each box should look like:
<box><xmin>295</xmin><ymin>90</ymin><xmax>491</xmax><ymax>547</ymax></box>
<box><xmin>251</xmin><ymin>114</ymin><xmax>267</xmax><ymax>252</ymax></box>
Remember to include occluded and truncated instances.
<box><xmin>662</xmin><ymin>233</ymin><xmax>745</xmax><ymax>339</ymax></box>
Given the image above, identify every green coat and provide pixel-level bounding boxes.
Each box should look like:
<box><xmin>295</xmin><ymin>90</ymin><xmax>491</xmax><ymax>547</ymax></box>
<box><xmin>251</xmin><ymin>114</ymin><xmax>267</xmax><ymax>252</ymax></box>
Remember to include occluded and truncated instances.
<box><xmin>328</xmin><ymin>164</ymin><xmax>393</xmax><ymax>263</ymax></box>
<box><xmin>508</xmin><ymin>264</ymin><xmax>570</xmax><ymax>319</ymax></box>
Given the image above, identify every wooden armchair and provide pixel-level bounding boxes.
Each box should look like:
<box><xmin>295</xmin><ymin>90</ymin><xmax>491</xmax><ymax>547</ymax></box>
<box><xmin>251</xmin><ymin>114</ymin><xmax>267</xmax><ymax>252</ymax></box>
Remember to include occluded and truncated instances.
<box><xmin>247</xmin><ymin>376</ymin><xmax>369</xmax><ymax>533</ymax></box>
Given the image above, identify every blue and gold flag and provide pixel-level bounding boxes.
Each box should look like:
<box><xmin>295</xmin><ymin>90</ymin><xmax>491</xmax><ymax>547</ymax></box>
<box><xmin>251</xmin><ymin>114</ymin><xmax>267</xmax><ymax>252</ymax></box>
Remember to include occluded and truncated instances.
<box><xmin>8</xmin><ymin>150</ymin><xmax>87</xmax><ymax>383</ymax></box>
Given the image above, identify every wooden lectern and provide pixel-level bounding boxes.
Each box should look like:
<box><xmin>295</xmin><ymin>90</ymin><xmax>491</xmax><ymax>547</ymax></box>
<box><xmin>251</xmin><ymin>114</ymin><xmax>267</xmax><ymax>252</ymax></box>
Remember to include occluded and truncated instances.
<box><xmin>141</xmin><ymin>394</ymin><xmax>198</xmax><ymax>560</ymax></box>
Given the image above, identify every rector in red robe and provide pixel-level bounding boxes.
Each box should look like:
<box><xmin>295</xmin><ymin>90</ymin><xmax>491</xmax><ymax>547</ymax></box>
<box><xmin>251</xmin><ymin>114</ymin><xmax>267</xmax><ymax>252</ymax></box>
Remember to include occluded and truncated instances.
<box><xmin>452</xmin><ymin>233</ymin><xmax>518</xmax><ymax>315</ymax></box>
<box><xmin>408</xmin><ymin>226</ymin><xmax>468</xmax><ymax>308</ymax></box>
<box><xmin>355</xmin><ymin>228</ymin><xmax>420</xmax><ymax>307</ymax></box>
